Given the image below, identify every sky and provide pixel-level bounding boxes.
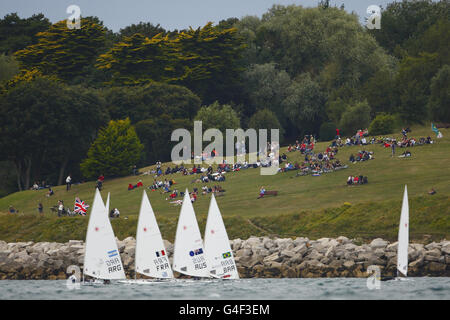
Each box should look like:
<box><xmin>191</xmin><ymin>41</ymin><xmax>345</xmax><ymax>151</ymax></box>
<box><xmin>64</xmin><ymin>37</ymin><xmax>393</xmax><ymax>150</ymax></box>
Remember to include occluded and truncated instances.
<box><xmin>0</xmin><ymin>0</ymin><xmax>395</xmax><ymax>32</ymax></box>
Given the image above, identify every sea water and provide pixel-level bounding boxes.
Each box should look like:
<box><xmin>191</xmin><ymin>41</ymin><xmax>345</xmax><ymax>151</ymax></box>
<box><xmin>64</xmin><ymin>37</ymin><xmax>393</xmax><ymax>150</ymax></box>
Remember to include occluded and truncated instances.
<box><xmin>0</xmin><ymin>278</ymin><xmax>449</xmax><ymax>300</ymax></box>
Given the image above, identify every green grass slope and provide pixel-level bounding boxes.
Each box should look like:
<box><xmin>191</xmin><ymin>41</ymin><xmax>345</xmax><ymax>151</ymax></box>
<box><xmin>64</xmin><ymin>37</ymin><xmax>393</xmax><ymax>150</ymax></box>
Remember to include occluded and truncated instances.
<box><xmin>0</xmin><ymin>125</ymin><xmax>449</xmax><ymax>243</ymax></box>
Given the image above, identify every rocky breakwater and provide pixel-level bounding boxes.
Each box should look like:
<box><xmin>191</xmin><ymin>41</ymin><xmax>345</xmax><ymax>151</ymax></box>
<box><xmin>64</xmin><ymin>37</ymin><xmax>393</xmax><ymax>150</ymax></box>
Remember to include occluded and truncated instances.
<box><xmin>232</xmin><ymin>236</ymin><xmax>449</xmax><ymax>278</ymax></box>
<box><xmin>0</xmin><ymin>236</ymin><xmax>449</xmax><ymax>279</ymax></box>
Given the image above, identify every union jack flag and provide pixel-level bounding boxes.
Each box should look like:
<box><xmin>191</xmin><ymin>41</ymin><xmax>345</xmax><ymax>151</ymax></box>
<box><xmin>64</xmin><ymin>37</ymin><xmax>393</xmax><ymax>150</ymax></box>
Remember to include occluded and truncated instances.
<box><xmin>74</xmin><ymin>197</ymin><xmax>89</xmax><ymax>216</ymax></box>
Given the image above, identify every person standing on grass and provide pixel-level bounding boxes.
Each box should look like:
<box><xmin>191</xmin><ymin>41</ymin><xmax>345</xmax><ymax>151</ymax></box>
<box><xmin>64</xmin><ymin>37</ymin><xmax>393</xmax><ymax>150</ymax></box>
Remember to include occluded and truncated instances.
<box><xmin>391</xmin><ymin>140</ymin><xmax>396</xmax><ymax>157</ymax></box>
<box><xmin>58</xmin><ymin>200</ymin><xmax>64</xmax><ymax>217</ymax></box>
<box><xmin>38</xmin><ymin>202</ymin><xmax>43</xmax><ymax>215</ymax></box>
<box><xmin>66</xmin><ymin>175</ymin><xmax>72</xmax><ymax>191</ymax></box>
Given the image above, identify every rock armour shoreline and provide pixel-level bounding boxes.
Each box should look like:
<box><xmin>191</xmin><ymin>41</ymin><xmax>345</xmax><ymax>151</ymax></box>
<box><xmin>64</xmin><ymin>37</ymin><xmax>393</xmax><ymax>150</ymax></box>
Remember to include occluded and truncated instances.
<box><xmin>0</xmin><ymin>236</ymin><xmax>449</xmax><ymax>279</ymax></box>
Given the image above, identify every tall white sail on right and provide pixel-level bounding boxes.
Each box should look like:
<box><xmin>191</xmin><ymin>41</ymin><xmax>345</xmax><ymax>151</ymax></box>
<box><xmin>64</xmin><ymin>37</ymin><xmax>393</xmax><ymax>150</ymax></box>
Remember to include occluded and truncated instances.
<box><xmin>204</xmin><ymin>194</ymin><xmax>239</xmax><ymax>279</ymax></box>
<box><xmin>172</xmin><ymin>189</ymin><xmax>209</xmax><ymax>277</ymax></box>
<box><xmin>397</xmin><ymin>185</ymin><xmax>409</xmax><ymax>277</ymax></box>
<box><xmin>135</xmin><ymin>191</ymin><xmax>173</xmax><ymax>278</ymax></box>
<box><xmin>83</xmin><ymin>188</ymin><xmax>125</xmax><ymax>280</ymax></box>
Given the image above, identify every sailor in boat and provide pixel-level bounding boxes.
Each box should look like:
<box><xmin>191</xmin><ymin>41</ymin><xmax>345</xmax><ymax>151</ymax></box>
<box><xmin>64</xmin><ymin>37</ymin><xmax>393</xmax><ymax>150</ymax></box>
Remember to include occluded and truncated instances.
<box><xmin>68</xmin><ymin>274</ymin><xmax>77</xmax><ymax>284</ymax></box>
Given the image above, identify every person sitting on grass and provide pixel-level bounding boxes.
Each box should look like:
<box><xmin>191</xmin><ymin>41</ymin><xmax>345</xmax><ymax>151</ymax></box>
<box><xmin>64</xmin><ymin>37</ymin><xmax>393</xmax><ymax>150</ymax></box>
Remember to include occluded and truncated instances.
<box><xmin>349</xmin><ymin>154</ymin><xmax>355</xmax><ymax>163</ymax></box>
<box><xmin>9</xmin><ymin>205</ymin><xmax>17</xmax><ymax>214</ymax></box>
<box><xmin>110</xmin><ymin>208</ymin><xmax>120</xmax><ymax>218</ymax></box>
<box><xmin>46</xmin><ymin>187</ymin><xmax>54</xmax><ymax>197</ymax></box>
<box><xmin>428</xmin><ymin>188</ymin><xmax>436</xmax><ymax>195</ymax></box>
<box><xmin>398</xmin><ymin>150</ymin><xmax>411</xmax><ymax>158</ymax></box>
<box><xmin>257</xmin><ymin>186</ymin><xmax>265</xmax><ymax>199</ymax></box>
<box><xmin>347</xmin><ymin>176</ymin><xmax>353</xmax><ymax>185</ymax></box>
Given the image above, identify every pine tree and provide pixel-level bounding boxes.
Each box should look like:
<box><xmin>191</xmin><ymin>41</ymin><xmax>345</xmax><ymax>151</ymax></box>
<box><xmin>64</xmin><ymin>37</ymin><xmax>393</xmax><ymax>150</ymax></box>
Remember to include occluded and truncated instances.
<box><xmin>80</xmin><ymin>118</ymin><xmax>144</xmax><ymax>179</ymax></box>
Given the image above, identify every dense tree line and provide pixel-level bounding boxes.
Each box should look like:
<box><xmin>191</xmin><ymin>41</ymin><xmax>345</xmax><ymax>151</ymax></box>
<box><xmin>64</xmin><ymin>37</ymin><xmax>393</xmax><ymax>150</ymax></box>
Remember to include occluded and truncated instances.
<box><xmin>0</xmin><ymin>1</ymin><xmax>448</xmax><ymax>196</ymax></box>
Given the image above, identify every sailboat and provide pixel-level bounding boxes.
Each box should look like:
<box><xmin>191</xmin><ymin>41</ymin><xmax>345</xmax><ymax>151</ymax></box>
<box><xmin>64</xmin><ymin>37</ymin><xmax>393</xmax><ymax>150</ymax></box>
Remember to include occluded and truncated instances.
<box><xmin>396</xmin><ymin>184</ymin><xmax>409</xmax><ymax>280</ymax></box>
<box><xmin>120</xmin><ymin>190</ymin><xmax>174</xmax><ymax>284</ymax></box>
<box><xmin>204</xmin><ymin>194</ymin><xmax>239</xmax><ymax>279</ymax></box>
<box><xmin>83</xmin><ymin>188</ymin><xmax>126</xmax><ymax>284</ymax></box>
<box><xmin>381</xmin><ymin>185</ymin><xmax>410</xmax><ymax>282</ymax></box>
<box><xmin>172</xmin><ymin>189</ymin><xmax>210</xmax><ymax>280</ymax></box>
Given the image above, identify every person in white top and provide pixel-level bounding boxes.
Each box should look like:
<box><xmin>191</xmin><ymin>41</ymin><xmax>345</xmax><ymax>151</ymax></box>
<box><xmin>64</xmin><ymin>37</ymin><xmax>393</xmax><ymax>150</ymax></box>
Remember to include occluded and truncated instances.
<box><xmin>58</xmin><ymin>201</ymin><xmax>64</xmax><ymax>217</ymax></box>
<box><xmin>66</xmin><ymin>175</ymin><xmax>72</xmax><ymax>191</ymax></box>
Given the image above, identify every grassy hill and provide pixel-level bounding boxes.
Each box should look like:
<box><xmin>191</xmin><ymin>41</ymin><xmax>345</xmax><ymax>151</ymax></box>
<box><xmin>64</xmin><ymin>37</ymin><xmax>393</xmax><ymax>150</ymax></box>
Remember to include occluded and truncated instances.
<box><xmin>0</xmin><ymin>125</ymin><xmax>449</xmax><ymax>243</ymax></box>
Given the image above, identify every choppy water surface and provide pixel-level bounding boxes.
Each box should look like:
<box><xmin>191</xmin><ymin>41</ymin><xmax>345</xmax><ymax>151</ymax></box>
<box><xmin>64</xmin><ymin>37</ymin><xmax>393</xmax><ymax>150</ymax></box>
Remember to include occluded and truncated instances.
<box><xmin>0</xmin><ymin>278</ymin><xmax>449</xmax><ymax>300</ymax></box>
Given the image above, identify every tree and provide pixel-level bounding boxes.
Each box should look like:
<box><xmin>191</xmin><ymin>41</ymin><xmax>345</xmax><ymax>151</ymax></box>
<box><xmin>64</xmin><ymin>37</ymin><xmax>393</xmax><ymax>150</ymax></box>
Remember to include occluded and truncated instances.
<box><xmin>80</xmin><ymin>118</ymin><xmax>144</xmax><ymax>179</ymax></box>
<box><xmin>236</xmin><ymin>5</ymin><xmax>392</xmax><ymax>90</ymax></box>
<box><xmin>393</xmin><ymin>17</ymin><xmax>449</xmax><ymax>124</ymax></box>
<box><xmin>248</xmin><ymin>109</ymin><xmax>284</xmax><ymax>142</ymax></box>
<box><xmin>14</xmin><ymin>18</ymin><xmax>108</xmax><ymax>81</ymax></box>
<box><xmin>0</xmin><ymin>13</ymin><xmax>51</xmax><ymax>54</ymax></box>
<box><xmin>325</xmin><ymin>97</ymin><xmax>348</xmax><ymax>126</ymax></box>
<box><xmin>97</xmin><ymin>22</ymin><xmax>245</xmax><ymax>104</ymax></box>
<box><xmin>428</xmin><ymin>64</ymin><xmax>450</xmax><ymax>122</ymax></box>
<box><xmin>242</xmin><ymin>63</ymin><xmax>291</xmax><ymax>124</ymax></box>
<box><xmin>396</xmin><ymin>52</ymin><xmax>440</xmax><ymax>123</ymax></box>
<box><xmin>339</xmin><ymin>100</ymin><xmax>372</xmax><ymax>136</ymax></box>
<box><xmin>118</xmin><ymin>22</ymin><xmax>166</xmax><ymax>40</ymax></box>
<box><xmin>135</xmin><ymin>116</ymin><xmax>192</xmax><ymax>164</ymax></box>
<box><xmin>172</xmin><ymin>22</ymin><xmax>245</xmax><ymax>104</ymax></box>
<box><xmin>368</xmin><ymin>0</ymin><xmax>450</xmax><ymax>56</ymax></box>
<box><xmin>0</xmin><ymin>76</ymin><xmax>108</xmax><ymax>190</ymax></box>
<box><xmin>282</xmin><ymin>73</ymin><xmax>327</xmax><ymax>136</ymax></box>
<box><xmin>103</xmin><ymin>82</ymin><xmax>201</xmax><ymax>123</ymax></box>
<box><xmin>0</xmin><ymin>54</ymin><xmax>19</xmax><ymax>83</ymax></box>
<box><xmin>96</xmin><ymin>33</ymin><xmax>176</xmax><ymax>85</ymax></box>
<box><xmin>363</xmin><ymin>68</ymin><xmax>399</xmax><ymax>117</ymax></box>
<box><xmin>195</xmin><ymin>101</ymin><xmax>241</xmax><ymax>133</ymax></box>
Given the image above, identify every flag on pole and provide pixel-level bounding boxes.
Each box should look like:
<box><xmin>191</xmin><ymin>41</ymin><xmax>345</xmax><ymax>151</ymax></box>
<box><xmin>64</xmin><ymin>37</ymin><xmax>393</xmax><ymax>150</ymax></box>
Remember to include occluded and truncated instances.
<box><xmin>74</xmin><ymin>197</ymin><xmax>89</xmax><ymax>216</ymax></box>
<box><xmin>431</xmin><ymin>123</ymin><xmax>443</xmax><ymax>138</ymax></box>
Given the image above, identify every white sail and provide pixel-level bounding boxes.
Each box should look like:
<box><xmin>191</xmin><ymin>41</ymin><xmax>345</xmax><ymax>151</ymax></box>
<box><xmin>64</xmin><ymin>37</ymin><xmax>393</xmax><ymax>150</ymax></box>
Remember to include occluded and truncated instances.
<box><xmin>397</xmin><ymin>185</ymin><xmax>409</xmax><ymax>277</ymax></box>
<box><xmin>83</xmin><ymin>188</ymin><xmax>125</xmax><ymax>280</ymax></box>
<box><xmin>135</xmin><ymin>190</ymin><xmax>173</xmax><ymax>278</ymax></box>
<box><xmin>204</xmin><ymin>194</ymin><xmax>239</xmax><ymax>279</ymax></box>
<box><xmin>172</xmin><ymin>189</ymin><xmax>209</xmax><ymax>277</ymax></box>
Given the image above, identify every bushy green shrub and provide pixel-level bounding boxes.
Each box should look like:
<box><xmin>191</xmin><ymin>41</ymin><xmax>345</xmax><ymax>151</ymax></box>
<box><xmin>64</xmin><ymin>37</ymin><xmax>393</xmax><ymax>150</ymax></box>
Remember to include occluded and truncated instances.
<box><xmin>368</xmin><ymin>113</ymin><xmax>396</xmax><ymax>135</ymax></box>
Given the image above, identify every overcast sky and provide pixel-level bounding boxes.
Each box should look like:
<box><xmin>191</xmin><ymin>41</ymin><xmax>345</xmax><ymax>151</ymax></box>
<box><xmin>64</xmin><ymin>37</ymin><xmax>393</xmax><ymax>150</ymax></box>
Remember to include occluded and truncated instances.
<box><xmin>1</xmin><ymin>0</ymin><xmax>395</xmax><ymax>31</ymax></box>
